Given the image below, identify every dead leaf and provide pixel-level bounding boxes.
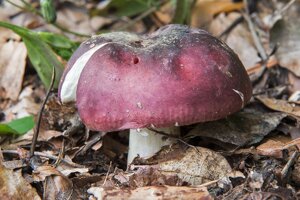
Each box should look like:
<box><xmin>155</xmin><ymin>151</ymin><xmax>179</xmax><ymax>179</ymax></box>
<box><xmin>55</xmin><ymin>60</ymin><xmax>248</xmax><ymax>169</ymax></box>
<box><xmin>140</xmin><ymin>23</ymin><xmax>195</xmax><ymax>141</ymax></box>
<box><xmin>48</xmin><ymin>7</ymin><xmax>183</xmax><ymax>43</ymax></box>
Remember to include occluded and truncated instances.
<box><xmin>191</xmin><ymin>0</ymin><xmax>244</xmax><ymax>28</ymax></box>
<box><xmin>292</xmin><ymin>156</ymin><xmax>300</xmax><ymax>185</ymax></box>
<box><xmin>32</xmin><ymin>165</ymin><xmax>73</xmax><ymax>200</ymax></box>
<box><xmin>154</xmin><ymin>1</ymin><xmax>174</xmax><ymax>24</ymax></box>
<box><xmin>0</xmin><ymin>164</ymin><xmax>40</xmax><ymax>200</ymax></box>
<box><xmin>0</xmin><ymin>40</ymin><xmax>27</xmax><ymax>100</ymax></box>
<box><xmin>1</xmin><ymin>160</ymin><xmax>25</xmax><ymax>170</ymax></box>
<box><xmin>53</xmin><ymin>3</ymin><xmax>93</xmax><ymax>36</ymax></box>
<box><xmin>187</xmin><ymin>108</ymin><xmax>286</xmax><ymax>146</ymax></box>
<box><xmin>4</xmin><ymin>85</ymin><xmax>41</xmax><ymax>122</ymax></box>
<box><xmin>270</xmin><ymin>1</ymin><xmax>300</xmax><ymax>76</ymax></box>
<box><xmin>256</xmin><ymin>135</ymin><xmax>295</xmax><ymax>158</ymax></box>
<box><xmin>88</xmin><ymin>185</ymin><xmax>213</xmax><ymax>200</ymax></box>
<box><xmin>115</xmin><ymin>167</ymin><xmax>183</xmax><ymax>187</ymax></box>
<box><xmin>256</xmin><ymin>95</ymin><xmax>300</xmax><ymax>117</ymax></box>
<box><xmin>132</xmin><ymin>144</ymin><xmax>232</xmax><ymax>186</ymax></box>
<box><xmin>209</xmin><ymin>12</ymin><xmax>261</xmax><ymax>69</ymax></box>
<box><xmin>0</xmin><ymin>2</ymin><xmax>21</xmax><ymax>21</ymax></box>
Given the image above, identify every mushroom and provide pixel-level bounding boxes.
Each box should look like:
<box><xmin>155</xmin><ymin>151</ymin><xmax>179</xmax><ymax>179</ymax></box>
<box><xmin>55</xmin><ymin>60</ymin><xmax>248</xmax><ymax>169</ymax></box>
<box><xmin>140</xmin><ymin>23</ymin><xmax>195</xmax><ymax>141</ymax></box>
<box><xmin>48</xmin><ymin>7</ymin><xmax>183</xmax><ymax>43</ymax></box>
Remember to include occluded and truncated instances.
<box><xmin>58</xmin><ymin>24</ymin><xmax>252</xmax><ymax>164</ymax></box>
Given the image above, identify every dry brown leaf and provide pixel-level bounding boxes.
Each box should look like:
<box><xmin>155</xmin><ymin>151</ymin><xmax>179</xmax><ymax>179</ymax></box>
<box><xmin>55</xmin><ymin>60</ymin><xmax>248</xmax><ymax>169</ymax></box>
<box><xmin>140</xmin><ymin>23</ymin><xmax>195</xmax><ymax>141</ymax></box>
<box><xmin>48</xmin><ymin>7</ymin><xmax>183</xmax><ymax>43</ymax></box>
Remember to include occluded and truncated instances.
<box><xmin>191</xmin><ymin>0</ymin><xmax>243</xmax><ymax>28</ymax></box>
<box><xmin>33</xmin><ymin>165</ymin><xmax>73</xmax><ymax>199</ymax></box>
<box><xmin>3</xmin><ymin>85</ymin><xmax>41</xmax><ymax>123</ymax></box>
<box><xmin>154</xmin><ymin>1</ymin><xmax>174</xmax><ymax>24</ymax></box>
<box><xmin>132</xmin><ymin>144</ymin><xmax>232</xmax><ymax>186</ymax></box>
<box><xmin>0</xmin><ymin>27</ymin><xmax>20</xmax><ymax>43</ymax></box>
<box><xmin>0</xmin><ymin>164</ymin><xmax>40</xmax><ymax>200</ymax></box>
<box><xmin>209</xmin><ymin>12</ymin><xmax>261</xmax><ymax>69</ymax></box>
<box><xmin>88</xmin><ymin>185</ymin><xmax>213</xmax><ymax>200</ymax></box>
<box><xmin>1</xmin><ymin>160</ymin><xmax>25</xmax><ymax>170</ymax></box>
<box><xmin>187</xmin><ymin>108</ymin><xmax>286</xmax><ymax>146</ymax></box>
<box><xmin>270</xmin><ymin>1</ymin><xmax>300</xmax><ymax>76</ymax></box>
<box><xmin>292</xmin><ymin>156</ymin><xmax>300</xmax><ymax>185</ymax></box>
<box><xmin>158</xmin><ymin>147</ymin><xmax>232</xmax><ymax>185</ymax></box>
<box><xmin>0</xmin><ymin>2</ymin><xmax>21</xmax><ymax>21</ymax></box>
<box><xmin>256</xmin><ymin>95</ymin><xmax>300</xmax><ymax>117</ymax></box>
<box><xmin>256</xmin><ymin>135</ymin><xmax>294</xmax><ymax>158</ymax></box>
<box><xmin>0</xmin><ymin>40</ymin><xmax>27</xmax><ymax>101</ymax></box>
<box><xmin>52</xmin><ymin>4</ymin><xmax>94</xmax><ymax>36</ymax></box>
<box><xmin>10</xmin><ymin>12</ymin><xmax>42</xmax><ymax>29</ymax></box>
<box><xmin>234</xmin><ymin>136</ymin><xmax>300</xmax><ymax>158</ymax></box>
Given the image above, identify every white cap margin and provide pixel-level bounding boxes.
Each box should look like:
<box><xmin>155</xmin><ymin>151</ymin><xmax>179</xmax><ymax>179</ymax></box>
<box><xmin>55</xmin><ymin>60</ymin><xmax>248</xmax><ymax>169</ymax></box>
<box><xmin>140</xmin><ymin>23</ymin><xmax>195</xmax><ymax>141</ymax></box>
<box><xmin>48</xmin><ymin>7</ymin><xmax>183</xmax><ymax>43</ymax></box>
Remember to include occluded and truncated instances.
<box><xmin>60</xmin><ymin>43</ymin><xmax>110</xmax><ymax>103</ymax></box>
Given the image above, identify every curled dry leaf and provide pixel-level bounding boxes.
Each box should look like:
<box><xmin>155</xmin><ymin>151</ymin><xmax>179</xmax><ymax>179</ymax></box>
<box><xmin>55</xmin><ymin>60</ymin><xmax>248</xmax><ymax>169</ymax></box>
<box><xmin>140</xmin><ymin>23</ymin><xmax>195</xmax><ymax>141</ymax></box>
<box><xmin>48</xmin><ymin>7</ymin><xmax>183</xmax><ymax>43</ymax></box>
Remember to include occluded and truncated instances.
<box><xmin>187</xmin><ymin>108</ymin><xmax>286</xmax><ymax>146</ymax></box>
<box><xmin>132</xmin><ymin>144</ymin><xmax>232</xmax><ymax>186</ymax></box>
<box><xmin>88</xmin><ymin>185</ymin><xmax>213</xmax><ymax>200</ymax></box>
<box><xmin>0</xmin><ymin>164</ymin><xmax>40</xmax><ymax>200</ymax></box>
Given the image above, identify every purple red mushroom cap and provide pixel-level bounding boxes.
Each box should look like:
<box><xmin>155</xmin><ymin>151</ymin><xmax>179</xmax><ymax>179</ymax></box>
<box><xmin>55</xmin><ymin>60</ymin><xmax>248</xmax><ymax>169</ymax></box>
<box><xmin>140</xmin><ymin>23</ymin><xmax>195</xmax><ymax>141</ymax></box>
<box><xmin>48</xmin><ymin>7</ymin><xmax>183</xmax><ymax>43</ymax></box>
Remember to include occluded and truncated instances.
<box><xmin>59</xmin><ymin>24</ymin><xmax>252</xmax><ymax>132</ymax></box>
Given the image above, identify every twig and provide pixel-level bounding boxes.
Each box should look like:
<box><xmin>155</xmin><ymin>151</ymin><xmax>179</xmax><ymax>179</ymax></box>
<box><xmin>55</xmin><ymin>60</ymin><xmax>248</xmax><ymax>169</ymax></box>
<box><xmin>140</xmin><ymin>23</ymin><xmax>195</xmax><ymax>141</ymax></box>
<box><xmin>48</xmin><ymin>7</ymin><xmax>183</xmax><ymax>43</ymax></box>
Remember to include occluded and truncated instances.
<box><xmin>218</xmin><ymin>16</ymin><xmax>244</xmax><ymax>39</ymax></box>
<box><xmin>53</xmin><ymin>122</ymin><xmax>83</xmax><ymax>167</ymax></box>
<box><xmin>276</xmin><ymin>0</ymin><xmax>296</xmax><ymax>16</ymax></box>
<box><xmin>77</xmin><ymin>132</ymin><xmax>103</xmax><ymax>156</ymax></box>
<box><xmin>30</xmin><ymin>67</ymin><xmax>55</xmax><ymax>157</ymax></box>
<box><xmin>242</xmin><ymin>0</ymin><xmax>268</xmax><ymax>62</ymax></box>
<box><xmin>103</xmin><ymin>161</ymin><xmax>112</xmax><ymax>186</ymax></box>
<box><xmin>280</xmin><ymin>151</ymin><xmax>299</xmax><ymax>182</ymax></box>
<box><xmin>2</xmin><ymin>149</ymin><xmax>84</xmax><ymax>168</ymax></box>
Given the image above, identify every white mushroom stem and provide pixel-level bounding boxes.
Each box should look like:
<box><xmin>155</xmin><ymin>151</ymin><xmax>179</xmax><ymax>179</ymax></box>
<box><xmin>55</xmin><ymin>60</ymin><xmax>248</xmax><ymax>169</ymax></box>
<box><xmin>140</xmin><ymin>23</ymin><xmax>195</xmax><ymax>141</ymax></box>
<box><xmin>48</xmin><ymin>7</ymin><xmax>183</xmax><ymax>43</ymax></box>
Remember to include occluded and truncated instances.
<box><xmin>128</xmin><ymin>127</ymin><xmax>180</xmax><ymax>164</ymax></box>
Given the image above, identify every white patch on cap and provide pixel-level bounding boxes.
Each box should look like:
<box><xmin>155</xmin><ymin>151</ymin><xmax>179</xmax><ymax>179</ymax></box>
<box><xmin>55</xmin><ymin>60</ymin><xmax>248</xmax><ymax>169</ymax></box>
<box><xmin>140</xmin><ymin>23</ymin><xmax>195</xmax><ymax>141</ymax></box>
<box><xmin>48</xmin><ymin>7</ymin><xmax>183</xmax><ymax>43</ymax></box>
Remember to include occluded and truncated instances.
<box><xmin>60</xmin><ymin>43</ymin><xmax>110</xmax><ymax>103</ymax></box>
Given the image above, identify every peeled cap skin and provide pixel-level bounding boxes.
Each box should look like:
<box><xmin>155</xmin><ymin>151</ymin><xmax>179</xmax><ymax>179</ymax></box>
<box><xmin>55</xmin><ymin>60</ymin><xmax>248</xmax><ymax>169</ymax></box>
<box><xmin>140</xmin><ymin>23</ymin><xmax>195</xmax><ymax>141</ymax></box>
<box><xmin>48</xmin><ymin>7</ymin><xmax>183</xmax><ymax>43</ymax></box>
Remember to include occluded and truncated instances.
<box><xmin>59</xmin><ymin>24</ymin><xmax>252</xmax><ymax>132</ymax></box>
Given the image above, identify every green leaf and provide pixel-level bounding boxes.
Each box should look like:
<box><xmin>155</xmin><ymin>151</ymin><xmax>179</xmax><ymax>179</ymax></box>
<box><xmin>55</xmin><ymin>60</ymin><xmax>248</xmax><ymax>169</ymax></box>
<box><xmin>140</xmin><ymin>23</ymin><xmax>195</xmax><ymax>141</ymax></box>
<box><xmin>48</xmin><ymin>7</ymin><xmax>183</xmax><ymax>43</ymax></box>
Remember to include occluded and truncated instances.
<box><xmin>37</xmin><ymin>31</ymin><xmax>80</xmax><ymax>60</ymax></box>
<box><xmin>0</xmin><ymin>116</ymin><xmax>35</xmax><ymax>135</ymax></box>
<box><xmin>0</xmin><ymin>21</ymin><xmax>64</xmax><ymax>88</ymax></box>
<box><xmin>91</xmin><ymin>0</ymin><xmax>158</xmax><ymax>17</ymax></box>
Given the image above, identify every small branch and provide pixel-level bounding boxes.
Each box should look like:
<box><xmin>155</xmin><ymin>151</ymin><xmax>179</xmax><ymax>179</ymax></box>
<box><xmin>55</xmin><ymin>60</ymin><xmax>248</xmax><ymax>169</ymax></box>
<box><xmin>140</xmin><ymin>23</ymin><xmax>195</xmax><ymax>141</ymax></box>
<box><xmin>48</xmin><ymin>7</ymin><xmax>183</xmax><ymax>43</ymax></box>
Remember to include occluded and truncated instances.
<box><xmin>280</xmin><ymin>151</ymin><xmax>299</xmax><ymax>182</ymax></box>
<box><xmin>77</xmin><ymin>132</ymin><xmax>103</xmax><ymax>156</ymax></box>
<box><xmin>30</xmin><ymin>67</ymin><xmax>55</xmax><ymax>157</ymax></box>
<box><xmin>218</xmin><ymin>16</ymin><xmax>244</xmax><ymax>39</ymax></box>
<box><xmin>277</xmin><ymin>0</ymin><xmax>296</xmax><ymax>16</ymax></box>
<box><xmin>102</xmin><ymin>161</ymin><xmax>112</xmax><ymax>186</ymax></box>
<box><xmin>242</xmin><ymin>0</ymin><xmax>268</xmax><ymax>62</ymax></box>
<box><xmin>2</xmin><ymin>149</ymin><xmax>84</xmax><ymax>168</ymax></box>
<box><xmin>53</xmin><ymin>122</ymin><xmax>84</xmax><ymax>167</ymax></box>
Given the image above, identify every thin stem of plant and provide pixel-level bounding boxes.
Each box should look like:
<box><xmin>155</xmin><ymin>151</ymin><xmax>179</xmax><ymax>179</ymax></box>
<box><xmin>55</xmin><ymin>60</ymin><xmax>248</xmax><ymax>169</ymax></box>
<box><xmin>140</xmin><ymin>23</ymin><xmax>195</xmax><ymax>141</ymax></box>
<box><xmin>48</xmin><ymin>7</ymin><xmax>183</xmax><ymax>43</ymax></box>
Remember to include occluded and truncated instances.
<box><xmin>5</xmin><ymin>0</ymin><xmax>90</xmax><ymax>38</ymax></box>
<box><xmin>30</xmin><ymin>67</ymin><xmax>55</xmax><ymax>157</ymax></box>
